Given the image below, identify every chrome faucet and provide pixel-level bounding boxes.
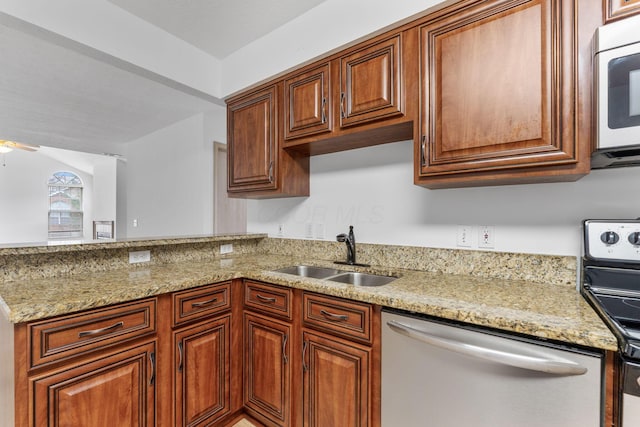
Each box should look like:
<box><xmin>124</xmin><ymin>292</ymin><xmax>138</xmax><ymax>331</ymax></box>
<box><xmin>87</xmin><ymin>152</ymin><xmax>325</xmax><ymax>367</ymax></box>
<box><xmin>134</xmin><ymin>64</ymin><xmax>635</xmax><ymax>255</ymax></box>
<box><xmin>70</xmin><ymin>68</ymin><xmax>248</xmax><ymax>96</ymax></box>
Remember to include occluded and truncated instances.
<box><xmin>336</xmin><ymin>225</ymin><xmax>357</xmax><ymax>265</ymax></box>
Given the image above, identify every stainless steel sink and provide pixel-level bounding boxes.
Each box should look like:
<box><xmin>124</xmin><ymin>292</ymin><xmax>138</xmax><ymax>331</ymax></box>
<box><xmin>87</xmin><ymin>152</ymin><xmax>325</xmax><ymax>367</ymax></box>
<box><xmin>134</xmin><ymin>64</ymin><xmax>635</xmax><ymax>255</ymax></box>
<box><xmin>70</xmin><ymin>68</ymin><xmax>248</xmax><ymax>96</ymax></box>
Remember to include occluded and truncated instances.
<box><xmin>326</xmin><ymin>272</ymin><xmax>396</xmax><ymax>287</ymax></box>
<box><xmin>274</xmin><ymin>265</ymin><xmax>342</xmax><ymax>279</ymax></box>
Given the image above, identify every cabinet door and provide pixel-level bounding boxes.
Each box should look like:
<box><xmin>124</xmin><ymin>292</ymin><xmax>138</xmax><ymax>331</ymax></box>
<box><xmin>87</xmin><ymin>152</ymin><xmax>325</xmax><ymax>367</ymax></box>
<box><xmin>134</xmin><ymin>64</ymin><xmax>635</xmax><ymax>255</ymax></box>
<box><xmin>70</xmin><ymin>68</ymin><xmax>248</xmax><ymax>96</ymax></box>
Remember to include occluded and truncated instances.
<box><xmin>175</xmin><ymin>315</ymin><xmax>230</xmax><ymax>427</ymax></box>
<box><xmin>244</xmin><ymin>312</ymin><xmax>291</xmax><ymax>426</ymax></box>
<box><xmin>302</xmin><ymin>331</ymin><xmax>370</xmax><ymax>427</ymax></box>
<box><xmin>284</xmin><ymin>63</ymin><xmax>331</xmax><ymax>140</ymax></box>
<box><xmin>340</xmin><ymin>35</ymin><xmax>402</xmax><ymax>128</ymax></box>
<box><xmin>31</xmin><ymin>341</ymin><xmax>156</xmax><ymax>427</ymax></box>
<box><xmin>227</xmin><ymin>85</ymin><xmax>278</xmax><ymax>193</ymax></box>
<box><xmin>418</xmin><ymin>0</ymin><xmax>581</xmax><ymax>183</ymax></box>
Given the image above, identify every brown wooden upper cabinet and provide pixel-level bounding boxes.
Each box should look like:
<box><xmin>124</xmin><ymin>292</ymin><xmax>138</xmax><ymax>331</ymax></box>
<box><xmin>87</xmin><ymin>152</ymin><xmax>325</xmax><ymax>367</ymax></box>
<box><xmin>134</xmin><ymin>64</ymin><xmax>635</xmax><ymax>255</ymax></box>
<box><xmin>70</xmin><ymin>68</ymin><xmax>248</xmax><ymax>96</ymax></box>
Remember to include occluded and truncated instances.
<box><xmin>339</xmin><ymin>35</ymin><xmax>402</xmax><ymax>128</ymax></box>
<box><xmin>284</xmin><ymin>63</ymin><xmax>332</xmax><ymax>140</ymax></box>
<box><xmin>227</xmin><ymin>83</ymin><xmax>309</xmax><ymax>198</ymax></box>
<box><xmin>415</xmin><ymin>0</ymin><xmax>595</xmax><ymax>189</ymax></box>
<box><xmin>606</xmin><ymin>0</ymin><xmax>640</xmax><ymax>21</ymax></box>
<box><xmin>282</xmin><ymin>31</ymin><xmax>416</xmax><ymax>155</ymax></box>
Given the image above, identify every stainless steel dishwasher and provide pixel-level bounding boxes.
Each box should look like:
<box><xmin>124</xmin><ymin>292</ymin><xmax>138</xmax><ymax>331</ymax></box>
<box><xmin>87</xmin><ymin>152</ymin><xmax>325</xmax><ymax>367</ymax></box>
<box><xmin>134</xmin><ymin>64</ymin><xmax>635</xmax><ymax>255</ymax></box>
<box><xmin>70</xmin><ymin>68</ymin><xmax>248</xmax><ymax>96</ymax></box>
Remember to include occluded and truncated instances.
<box><xmin>382</xmin><ymin>309</ymin><xmax>603</xmax><ymax>427</ymax></box>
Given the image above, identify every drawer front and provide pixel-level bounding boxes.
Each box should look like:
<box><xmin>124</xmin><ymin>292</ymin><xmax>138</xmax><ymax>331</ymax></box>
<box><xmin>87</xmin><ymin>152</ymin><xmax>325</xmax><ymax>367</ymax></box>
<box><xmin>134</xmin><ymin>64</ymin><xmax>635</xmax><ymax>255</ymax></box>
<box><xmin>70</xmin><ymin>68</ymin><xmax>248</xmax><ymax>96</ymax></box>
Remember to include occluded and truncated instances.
<box><xmin>244</xmin><ymin>280</ymin><xmax>292</xmax><ymax>320</ymax></box>
<box><xmin>29</xmin><ymin>298</ymin><xmax>156</xmax><ymax>369</ymax></box>
<box><xmin>303</xmin><ymin>292</ymin><xmax>371</xmax><ymax>343</ymax></box>
<box><xmin>173</xmin><ymin>282</ymin><xmax>231</xmax><ymax>327</ymax></box>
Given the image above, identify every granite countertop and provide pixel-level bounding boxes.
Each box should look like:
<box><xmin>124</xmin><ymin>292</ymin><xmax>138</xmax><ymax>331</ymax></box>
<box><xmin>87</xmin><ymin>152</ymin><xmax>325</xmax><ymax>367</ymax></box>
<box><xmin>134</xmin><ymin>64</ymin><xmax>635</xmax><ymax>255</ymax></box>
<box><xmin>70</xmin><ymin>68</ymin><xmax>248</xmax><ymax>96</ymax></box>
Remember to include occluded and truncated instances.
<box><xmin>0</xmin><ymin>254</ymin><xmax>618</xmax><ymax>351</ymax></box>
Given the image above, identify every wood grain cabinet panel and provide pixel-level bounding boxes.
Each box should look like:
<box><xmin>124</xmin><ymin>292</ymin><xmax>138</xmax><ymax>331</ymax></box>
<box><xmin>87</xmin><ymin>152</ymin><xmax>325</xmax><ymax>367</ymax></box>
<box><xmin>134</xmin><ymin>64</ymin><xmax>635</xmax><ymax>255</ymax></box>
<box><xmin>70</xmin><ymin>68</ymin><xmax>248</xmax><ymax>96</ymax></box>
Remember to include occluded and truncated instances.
<box><xmin>172</xmin><ymin>282</ymin><xmax>231</xmax><ymax>327</ymax></box>
<box><xmin>284</xmin><ymin>63</ymin><xmax>331</xmax><ymax>140</ymax></box>
<box><xmin>244</xmin><ymin>280</ymin><xmax>293</xmax><ymax>320</ymax></box>
<box><xmin>302</xmin><ymin>331</ymin><xmax>370</xmax><ymax>427</ymax></box>
<box><xmin>606</xmin><ymin>0</ymin><xmax>640</xmax><ymax>21</ymax></box>
<box><xmin>30</xmin><ymin>340</ymin><xmax>156</xmax><ymax>427</ymax></box>
<box><xmin>174</xmin><ymin>315</ymin><xmax>231</xmax><ymax>426</ymax></box>
<box><xmin>243</xmin><ymin>312</ymin><xmax>291</xmax><ymax>426</ymax></box>
<box><xmin>28</xmin><ymin>298</ymin><xmax>156</xmax><ymax>369</ymax></box>
<box><xmin>340</xmin><ymin>35</ymin><xmax>402</xmax><ymax>128</ymax></box>
<box><xmin>227</xmin><ymin>83</ymin><xmax>309</xmax><ymax>198</ymax></box>
<box><xmin>416</xmin><ymin>0</ymin><xmax>592</xmax><ymax>188</ymax></box>
<box><xmin>302</xmin><ymin>292</ymin><xmax>372</xmax><ymax>344</ymax></box>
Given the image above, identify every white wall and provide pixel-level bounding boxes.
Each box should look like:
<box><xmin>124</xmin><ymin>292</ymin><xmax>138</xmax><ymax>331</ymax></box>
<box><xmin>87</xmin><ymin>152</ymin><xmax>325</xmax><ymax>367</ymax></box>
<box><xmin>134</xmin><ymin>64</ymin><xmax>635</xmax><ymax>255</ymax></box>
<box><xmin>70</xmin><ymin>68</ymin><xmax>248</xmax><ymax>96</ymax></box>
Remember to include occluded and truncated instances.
<box><xmin>247</xmin><ymin>141</ymin><xmax>640</xmax><ymax>256</ymax></box>
<box><xmin>0</xmin><ymin>149</ymin><xmax>95</xmax><ymax>244</ymax></box>
<box><xmin>124</xmin><ymin>111</ymin><xmax>221</xmax><ymax>238</ymax></box>
<box><xmin>221</xmin><ymin>0</ymin><xmax>446</xmax><ymax>95</ymax></box>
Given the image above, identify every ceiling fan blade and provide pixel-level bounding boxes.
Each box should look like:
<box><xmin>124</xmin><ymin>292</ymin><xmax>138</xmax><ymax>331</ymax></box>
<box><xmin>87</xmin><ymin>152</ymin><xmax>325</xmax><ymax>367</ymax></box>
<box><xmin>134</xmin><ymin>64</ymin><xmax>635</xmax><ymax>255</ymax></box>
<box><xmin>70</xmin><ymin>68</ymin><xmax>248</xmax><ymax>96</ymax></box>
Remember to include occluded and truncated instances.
<box><xmin>14</xmin><ymin>142</ymin><xmax>39</xmax><ymax>152</ymax></box>
<box><xmin>0</xmin><ymin>140</ymin><xmax>39</xmax><ymax>152</ymax></box>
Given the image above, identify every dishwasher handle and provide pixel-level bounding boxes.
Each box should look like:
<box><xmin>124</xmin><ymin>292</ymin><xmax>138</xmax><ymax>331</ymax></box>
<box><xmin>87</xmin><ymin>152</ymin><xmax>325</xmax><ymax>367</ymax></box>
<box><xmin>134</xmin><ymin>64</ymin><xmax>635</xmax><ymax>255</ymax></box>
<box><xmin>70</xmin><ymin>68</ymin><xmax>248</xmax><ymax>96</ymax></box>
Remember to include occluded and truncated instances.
<box><xmin>386</xmin><ymin>320</ymin><xmax>588</xmax><ymax>376</ymax></box>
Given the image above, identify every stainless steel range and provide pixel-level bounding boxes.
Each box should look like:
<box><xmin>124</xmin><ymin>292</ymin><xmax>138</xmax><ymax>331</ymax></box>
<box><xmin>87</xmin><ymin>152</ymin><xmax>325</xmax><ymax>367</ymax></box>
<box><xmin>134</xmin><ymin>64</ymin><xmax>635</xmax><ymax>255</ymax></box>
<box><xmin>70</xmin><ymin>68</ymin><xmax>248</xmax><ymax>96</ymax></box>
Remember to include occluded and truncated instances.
<box><xmin>581</xmin><ymin>219</ymin><xmax>640</xmax><ymax>426</ymax></box>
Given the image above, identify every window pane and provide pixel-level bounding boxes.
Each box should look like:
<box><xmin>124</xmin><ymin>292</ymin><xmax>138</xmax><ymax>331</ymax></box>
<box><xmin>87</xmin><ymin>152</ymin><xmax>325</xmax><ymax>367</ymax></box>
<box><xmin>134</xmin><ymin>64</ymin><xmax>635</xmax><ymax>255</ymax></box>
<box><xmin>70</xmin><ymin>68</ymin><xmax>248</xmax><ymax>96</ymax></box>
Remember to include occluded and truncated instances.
<box><xmin>48</xmin><ymin>211</ymin><xmax>83</xmax><ymax>238</ymax></box>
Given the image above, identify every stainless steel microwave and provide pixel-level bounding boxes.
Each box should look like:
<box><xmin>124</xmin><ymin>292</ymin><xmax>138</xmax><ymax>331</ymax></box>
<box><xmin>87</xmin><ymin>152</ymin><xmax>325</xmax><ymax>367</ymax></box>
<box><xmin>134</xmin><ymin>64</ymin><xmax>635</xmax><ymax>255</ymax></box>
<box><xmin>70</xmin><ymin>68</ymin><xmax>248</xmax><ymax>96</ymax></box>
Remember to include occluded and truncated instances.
<box><xmin>593</xmin><ymin>14</ymin><xmax>640</xmax><ymax>169</ymax></box>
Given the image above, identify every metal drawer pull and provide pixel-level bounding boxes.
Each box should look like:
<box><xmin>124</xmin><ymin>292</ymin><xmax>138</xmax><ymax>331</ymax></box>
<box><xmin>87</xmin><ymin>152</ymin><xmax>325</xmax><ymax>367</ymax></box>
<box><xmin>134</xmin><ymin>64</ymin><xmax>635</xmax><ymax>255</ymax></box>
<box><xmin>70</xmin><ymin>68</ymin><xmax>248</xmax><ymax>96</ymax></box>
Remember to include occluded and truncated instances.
<box><xmin>283</xmin><ymin>334</ymin><xmax>289</xmax><ymax>364</ymax></box>
<box><xmin>178</xmin><ymin>342</ymin><xmax>184</xmax><ymax>372</ymax></box>
<box><xmin>320</xmin><ymin>309</ymin><xmax>348</xmax><ymax>321</ymax></box>
<box><xmin>191</xmin><ymin>297</ymin><xmax>218</xmax><ymax>308</ymax></box>
<box><xmin>149</xmin><ymin>352</ymin><xmax>156</xmax><ymax>386</ymax></box>
<box><xmin>386</xmin><ymin>320</ymin><xmax>587</xmax><ymax>376</ymax></box>
<box><xmin>302</xmin><ymin>341</ymin><xmax>309</xmax><ymax>372</ymax></box>
<box><xmin>78</xmin><ymin>321</ymin><xmax>124</xmax><ymax>338</ymax></box>
<box><xmin>256</xmin><ymin>294</ymin><xmax>277</xmax><ymax>303</ymax></box>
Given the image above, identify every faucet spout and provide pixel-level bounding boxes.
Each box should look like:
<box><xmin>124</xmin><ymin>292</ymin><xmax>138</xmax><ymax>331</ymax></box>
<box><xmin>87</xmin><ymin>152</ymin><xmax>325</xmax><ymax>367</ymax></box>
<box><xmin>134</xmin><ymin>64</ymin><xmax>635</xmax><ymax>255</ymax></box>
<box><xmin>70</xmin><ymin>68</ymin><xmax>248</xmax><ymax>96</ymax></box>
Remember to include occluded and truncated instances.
<box><xmin>336</xmin><ymin>225</ymin><xmax>356</xmax><ymax>264</ymax></box>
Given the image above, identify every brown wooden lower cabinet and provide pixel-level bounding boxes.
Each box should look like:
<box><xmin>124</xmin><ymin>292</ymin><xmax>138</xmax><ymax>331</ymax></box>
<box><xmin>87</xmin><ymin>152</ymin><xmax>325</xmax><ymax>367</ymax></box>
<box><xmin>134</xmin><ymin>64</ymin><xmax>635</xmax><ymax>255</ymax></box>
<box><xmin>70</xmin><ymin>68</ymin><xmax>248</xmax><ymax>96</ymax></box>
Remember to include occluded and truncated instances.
<box><xmin>243</xmin><ymin>312</ymin><xmax>292</xmax><ymax>426</ymax></box>
<box><xmin>302</xmin><ymin>331</ymin><xmax>371</xmax><ymax>427</ymax></box>
<box><xmin>174</xmin><ymin>315</ymin><xmax>231</xmax><ymax>427</ymax></box>
<box><xmin>30</xmin><ymin>340</ymin><xmax>156</xmax><ymax>427</ymax></box>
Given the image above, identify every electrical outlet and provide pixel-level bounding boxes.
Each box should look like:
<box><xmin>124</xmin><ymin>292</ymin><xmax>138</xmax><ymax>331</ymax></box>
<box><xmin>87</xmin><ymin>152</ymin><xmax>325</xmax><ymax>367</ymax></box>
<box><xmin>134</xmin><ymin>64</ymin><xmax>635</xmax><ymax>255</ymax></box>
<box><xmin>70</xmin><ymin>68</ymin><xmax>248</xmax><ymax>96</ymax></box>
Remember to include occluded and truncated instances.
<box><xmin>220</xmin><ymin>244</ymin><xmax>233</xmax><ymax>254</ymax></box>
<box><xmin>456</xmin><ymin>225</ymin><xmax>473</xmax><ymax>247</ymax></box>
<box><xmin>129</xmin><ymin>250</ymin><xmax>151</xmax><ymax>264</ymax></box>
<box><xmin>305</xmin><ymin>223</ymin><xmax>314</xmax><ymax>239</ymax></box>
<box><xmin>277</xmin><ymin>223</ymin><xmax>284</xmax><ymax>237</ymax></box>
<box><xmin>479</xmin><ymin>226</ymin><xmax>495</xmax><ymax>248</ymax></box>
<box><xmin>132</xmin><ymin>218</ymin><xmax>138</xmax><ymax>228</ymax></box>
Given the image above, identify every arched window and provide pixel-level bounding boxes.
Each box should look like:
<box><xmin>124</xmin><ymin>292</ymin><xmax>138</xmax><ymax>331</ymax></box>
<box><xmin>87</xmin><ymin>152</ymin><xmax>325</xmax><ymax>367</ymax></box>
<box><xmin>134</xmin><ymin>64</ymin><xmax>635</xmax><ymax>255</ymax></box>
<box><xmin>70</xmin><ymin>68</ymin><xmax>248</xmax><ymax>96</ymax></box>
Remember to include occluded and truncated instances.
<box><xmin>48</xmin><ymin>171</ymin><xmax>83</xmax><ymax>239</ymax></box>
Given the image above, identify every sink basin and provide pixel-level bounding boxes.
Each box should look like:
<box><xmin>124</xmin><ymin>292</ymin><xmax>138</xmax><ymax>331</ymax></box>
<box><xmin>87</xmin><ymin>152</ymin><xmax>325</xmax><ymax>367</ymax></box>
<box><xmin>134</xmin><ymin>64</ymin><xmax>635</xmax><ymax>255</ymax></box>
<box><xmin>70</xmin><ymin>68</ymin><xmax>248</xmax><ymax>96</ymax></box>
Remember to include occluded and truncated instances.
<box><xmin>326</xmin><ymin>272</ymin><xmax>396</xmax><ymax>287</ymax></box>
<box><xmin>274</xmin><ymin>265</ymin><xmax>342</xmax><ymax>279</ymax></box>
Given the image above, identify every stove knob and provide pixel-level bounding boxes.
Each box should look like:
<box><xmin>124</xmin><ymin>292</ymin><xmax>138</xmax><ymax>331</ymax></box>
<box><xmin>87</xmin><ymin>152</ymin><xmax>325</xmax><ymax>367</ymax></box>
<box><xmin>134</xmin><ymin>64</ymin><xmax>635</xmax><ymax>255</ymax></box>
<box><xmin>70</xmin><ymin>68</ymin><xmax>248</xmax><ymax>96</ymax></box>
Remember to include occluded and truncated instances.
<box><xmin>600</xmin><ymin>231</ymin><xmax>620</xmax><ymax>245</ymax></box>
<box><xmin>629</xmin><ymin>232</ymin><xmax>640</xmax><ymax>246</ymax></box>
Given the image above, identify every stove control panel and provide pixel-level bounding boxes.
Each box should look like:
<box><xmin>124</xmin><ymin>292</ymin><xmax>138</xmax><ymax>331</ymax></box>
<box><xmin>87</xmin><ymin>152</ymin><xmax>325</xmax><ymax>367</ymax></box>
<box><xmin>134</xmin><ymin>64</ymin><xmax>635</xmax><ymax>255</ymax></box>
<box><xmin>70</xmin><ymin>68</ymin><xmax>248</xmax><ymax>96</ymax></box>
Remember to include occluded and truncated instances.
<box><xmin>585</xmin><ymin>220</ymin><xmax>640</xmax><ymax>262</ymax></box>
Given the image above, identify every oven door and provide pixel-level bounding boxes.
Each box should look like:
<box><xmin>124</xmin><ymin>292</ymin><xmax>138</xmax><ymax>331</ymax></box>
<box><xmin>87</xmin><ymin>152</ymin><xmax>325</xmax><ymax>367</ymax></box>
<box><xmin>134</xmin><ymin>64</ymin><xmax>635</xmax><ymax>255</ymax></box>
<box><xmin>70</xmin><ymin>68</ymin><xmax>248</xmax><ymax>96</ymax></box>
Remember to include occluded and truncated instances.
<box><xmin>597</xmin><ymin>43</ymin><xmax>640</xmax><ymax>150</ymax></box>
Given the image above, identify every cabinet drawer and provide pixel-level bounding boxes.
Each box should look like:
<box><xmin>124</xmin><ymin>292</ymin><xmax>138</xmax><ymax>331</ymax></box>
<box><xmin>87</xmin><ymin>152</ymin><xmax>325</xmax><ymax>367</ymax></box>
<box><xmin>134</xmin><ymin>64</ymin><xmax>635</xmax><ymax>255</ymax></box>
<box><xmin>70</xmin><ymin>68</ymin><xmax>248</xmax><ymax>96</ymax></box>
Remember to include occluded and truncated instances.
<box><xmin>303</xmin><ymin>293</ymin><xmax>372</xmax><ymax>343</ymax></box>
<box><xmin>28</xmin><ymin>298</ymin><xmax>156</xmax><ymax>369</ymax></box>
<box><xmin>244</xmin><ymin>280</ymin><xmax>292</xmax><ymax>320</ymax></box>
<box><xmin>172</xmin><ymin>282</ymin><xmax>231</xmax><ymax>327</ymax></box>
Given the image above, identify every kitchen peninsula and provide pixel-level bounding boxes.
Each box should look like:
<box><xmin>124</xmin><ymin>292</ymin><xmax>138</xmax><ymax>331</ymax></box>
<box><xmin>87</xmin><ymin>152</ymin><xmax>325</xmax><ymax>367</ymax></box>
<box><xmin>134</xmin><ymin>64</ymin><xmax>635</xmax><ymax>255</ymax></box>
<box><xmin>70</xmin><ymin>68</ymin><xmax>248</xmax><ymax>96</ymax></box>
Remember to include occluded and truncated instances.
<box><xmin>0</xmin><ymin>235</ymin><xmax>617</xmax><ymax>426</ymax></box>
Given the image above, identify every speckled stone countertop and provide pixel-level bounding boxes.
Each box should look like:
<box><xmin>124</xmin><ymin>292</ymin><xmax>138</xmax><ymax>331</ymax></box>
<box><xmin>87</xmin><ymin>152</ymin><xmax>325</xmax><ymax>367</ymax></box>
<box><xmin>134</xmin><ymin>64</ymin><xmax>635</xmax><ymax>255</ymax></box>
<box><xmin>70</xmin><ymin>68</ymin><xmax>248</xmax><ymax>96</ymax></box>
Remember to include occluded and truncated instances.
<box><xmin>0</xmin><ymin>253</ymin><xmax>617</xmax><ymax>351</ymax></box>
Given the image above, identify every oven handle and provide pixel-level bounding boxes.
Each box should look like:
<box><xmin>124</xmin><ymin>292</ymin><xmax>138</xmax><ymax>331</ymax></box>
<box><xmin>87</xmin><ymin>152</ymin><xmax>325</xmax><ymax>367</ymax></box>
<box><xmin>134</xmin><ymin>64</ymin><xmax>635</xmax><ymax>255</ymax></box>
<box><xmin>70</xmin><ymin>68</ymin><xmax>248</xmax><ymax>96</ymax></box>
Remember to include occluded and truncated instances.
<box><xmin>387</xmin><ymin>320</ymin><xmax>588</xmax><ymax>376</ymax></box>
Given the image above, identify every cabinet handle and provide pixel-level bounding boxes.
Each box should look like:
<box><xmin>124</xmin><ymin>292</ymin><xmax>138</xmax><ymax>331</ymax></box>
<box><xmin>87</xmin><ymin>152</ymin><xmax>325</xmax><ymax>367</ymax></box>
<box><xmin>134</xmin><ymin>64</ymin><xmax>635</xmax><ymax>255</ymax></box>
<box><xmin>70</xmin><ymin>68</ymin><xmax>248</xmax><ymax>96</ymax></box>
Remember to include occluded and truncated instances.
<box><xmin>421</xmin><ymin>135</ymin><xmax>427</xmax><ymax>167</ymax></box>
<box><xmin>178</xmin><ymin>342</ymin><xmax>184</xmax><ymax>372</ymax></box>
<box><xmin>191</xmin><ymin>297</ymin><xmax>217</xmax><ymax>308</ymax></box>
<box><xmin>256</xmin><ymin>294</ymin><xmax>277</xmax><ymax>304</ymax></box>
<box><xmin>149</xmin><ymin>352</ymin><xmax>156</xmax><ymax>386</ymax></box>
<box><xmin>321</xmin><ymin>98</ymin><xmax>327</xmax><ymax>124</ymax></box>
<box><xmin>282</xmin><ymin>334</ymin><xmax>289</xmax><ymax>365</ymax></box>
<box><xmin>78</xmin><ymin>321</ymin><xmax>124</xmax><ymax>338</ymax></box>
<box><xmin>340</xmin><ymin>92</ymin><xmax>346</xmax><ymax>119</ymax></box>
<box><xmin>302</xmin><ymin>340</ymin><xmax>309</xmax><ymax>372</ymax></box>
<box><xmin>268</xmin><ymin>160</ymin><xmax>274</xmax><ymax>183</ymax></box>
<box><xmin>320</xmin><ymin>309</ymin><xmax>348</xmax><ymax>322</ymax></box>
